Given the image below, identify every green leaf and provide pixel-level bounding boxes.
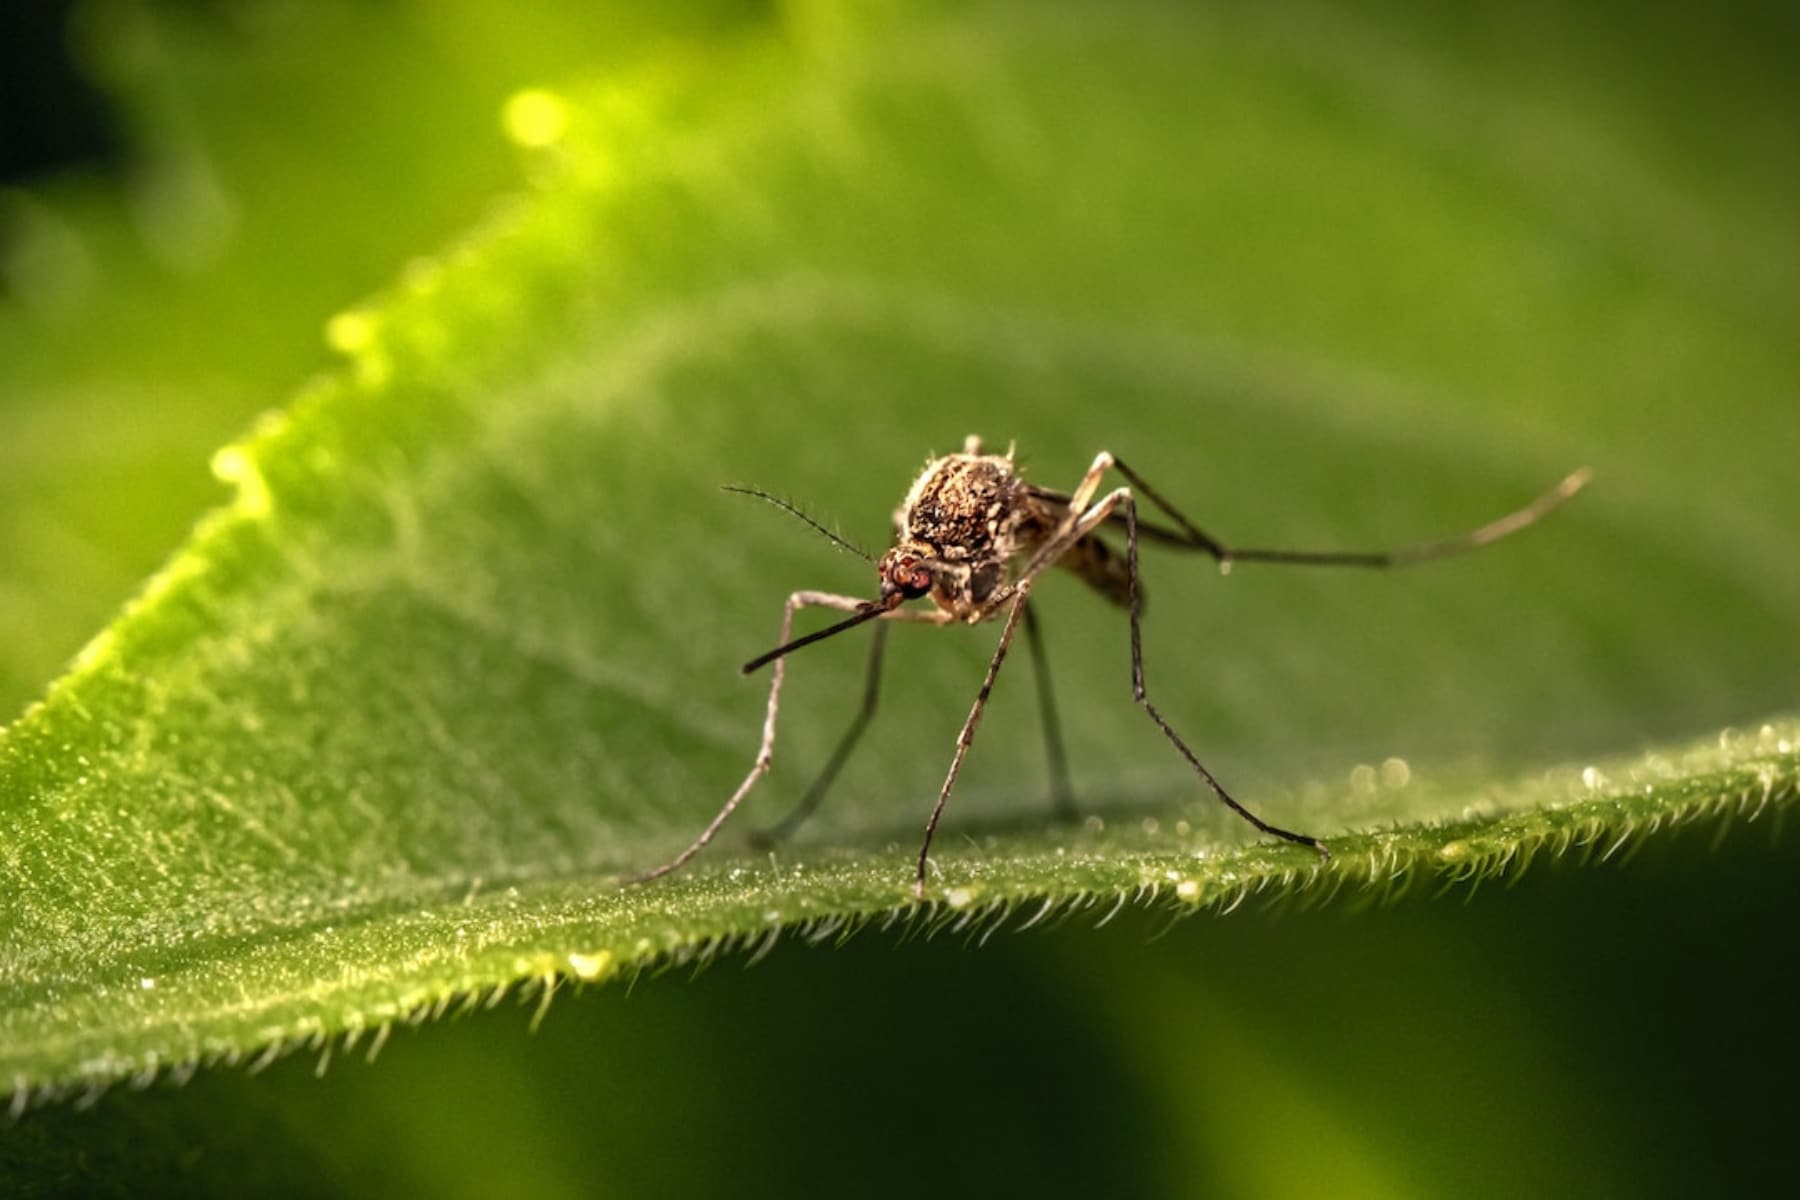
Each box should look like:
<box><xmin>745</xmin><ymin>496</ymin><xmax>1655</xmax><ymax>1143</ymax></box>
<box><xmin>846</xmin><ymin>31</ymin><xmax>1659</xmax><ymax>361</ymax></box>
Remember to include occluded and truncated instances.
<box><xmin>4</xmin><ymin>0</ymin><xmax>1798</xmax><ymax>1112</ymax></box>
<box><xmin>0</xmin><ymin>0</ymin><xmax>759</xmax><ymax>715</ymax></box>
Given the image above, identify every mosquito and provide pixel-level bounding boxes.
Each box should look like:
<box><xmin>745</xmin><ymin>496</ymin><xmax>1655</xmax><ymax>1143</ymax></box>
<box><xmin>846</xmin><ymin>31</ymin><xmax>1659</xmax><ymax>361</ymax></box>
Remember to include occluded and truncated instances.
<box><xmin>628</xmin><ymin>435</ymin><xmax>1591</xmax><ymax>899</ymax></box>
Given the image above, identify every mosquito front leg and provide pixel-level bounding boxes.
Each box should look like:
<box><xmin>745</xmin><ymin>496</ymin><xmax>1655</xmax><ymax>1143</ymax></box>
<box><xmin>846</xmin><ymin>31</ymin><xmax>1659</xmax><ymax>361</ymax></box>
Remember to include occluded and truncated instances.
<box><xmin>915</xmin><ymin>584</ymin><xmax>1035</xmax><ymax>898</ymax></box>
<box><xmin>753</xmin><ymin>621</ymin><xmax>890</xmax><ymax>846</ymax></box>
<box><xmin>625</xmin><ymin>589</ymin><xmax>872</xmax><ymax>885</ymax></box>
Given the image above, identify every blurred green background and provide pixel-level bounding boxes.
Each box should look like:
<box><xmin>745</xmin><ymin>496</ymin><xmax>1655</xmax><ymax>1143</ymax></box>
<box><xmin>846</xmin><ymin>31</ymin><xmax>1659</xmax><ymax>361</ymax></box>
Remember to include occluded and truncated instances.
<box><xmin>2</xmin><ymin>0</ymin><xmax>1795</xmax><ymax>1196</ymax></box>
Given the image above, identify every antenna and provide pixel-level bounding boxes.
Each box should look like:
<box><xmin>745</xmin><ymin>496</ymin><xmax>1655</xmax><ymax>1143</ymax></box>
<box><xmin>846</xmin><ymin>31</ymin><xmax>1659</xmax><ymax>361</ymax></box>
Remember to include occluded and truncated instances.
<box><xmin>723</xmin><ymin>486</ymin><xmax>875</xmax><ymax>563</ymax></box>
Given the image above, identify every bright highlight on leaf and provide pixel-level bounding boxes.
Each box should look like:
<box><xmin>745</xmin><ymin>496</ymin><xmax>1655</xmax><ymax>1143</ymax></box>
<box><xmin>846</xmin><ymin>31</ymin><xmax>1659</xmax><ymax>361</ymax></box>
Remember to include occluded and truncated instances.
<box><xmin>503</xmin><ymin>88</ymin><xmax>572</xmax><ymax>148</ymax></box>
<box><xmin>209</xmin><ymin>446</ymin><xmax>273</xmax><ymax>520</ymax></box>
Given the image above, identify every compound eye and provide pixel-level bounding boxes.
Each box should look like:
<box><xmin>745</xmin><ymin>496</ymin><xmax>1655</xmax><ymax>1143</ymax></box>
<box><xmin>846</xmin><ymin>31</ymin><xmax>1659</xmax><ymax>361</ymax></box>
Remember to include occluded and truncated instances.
<box><xmin>881</xmin><ymin>552</ymin><xmax>934</xmax><ymax>601</ymax></box>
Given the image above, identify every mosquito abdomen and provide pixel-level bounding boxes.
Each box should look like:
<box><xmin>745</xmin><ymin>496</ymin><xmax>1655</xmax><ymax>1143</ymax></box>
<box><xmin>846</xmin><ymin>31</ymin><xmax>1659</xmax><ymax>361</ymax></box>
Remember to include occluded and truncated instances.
<box><xmin>1061</xmin><ymin>533</ymin><xmax>1135</xmax><ymax>609</ymax></box>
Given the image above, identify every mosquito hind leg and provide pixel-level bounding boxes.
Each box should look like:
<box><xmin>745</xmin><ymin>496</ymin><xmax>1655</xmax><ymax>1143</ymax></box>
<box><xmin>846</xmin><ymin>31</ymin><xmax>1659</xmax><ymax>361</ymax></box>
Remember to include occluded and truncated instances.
<box><xmin>1106</xmin><ymin>457</ymin><xmax>1591</xmax><ymax>569</ymax></box>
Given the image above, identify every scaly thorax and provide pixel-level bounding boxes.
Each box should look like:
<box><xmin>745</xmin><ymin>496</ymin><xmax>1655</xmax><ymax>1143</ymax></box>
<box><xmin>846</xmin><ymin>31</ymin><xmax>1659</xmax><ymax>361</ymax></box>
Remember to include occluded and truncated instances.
<box><xmin>878</xmin><ymin>444</ymin><xmax>1059</xmax><ymax>622</ymax></box>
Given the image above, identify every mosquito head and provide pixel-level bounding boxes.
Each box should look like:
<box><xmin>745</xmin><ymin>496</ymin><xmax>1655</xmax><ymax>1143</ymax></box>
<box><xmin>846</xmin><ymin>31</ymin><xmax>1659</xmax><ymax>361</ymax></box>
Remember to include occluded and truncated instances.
<box><xmin>878</xmin><ymin>545</ymin><xmax>936</xmax><ymax>603</ymax></box>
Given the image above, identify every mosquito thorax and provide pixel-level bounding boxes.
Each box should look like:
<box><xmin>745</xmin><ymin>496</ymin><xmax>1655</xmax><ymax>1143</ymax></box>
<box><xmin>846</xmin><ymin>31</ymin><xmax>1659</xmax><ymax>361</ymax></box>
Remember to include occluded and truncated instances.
<box><xmin>897</xmin><ymin>449</ymin><xmax>1030</xmax><ymax>561</ymax></box>
<box><xmin>885</xmin><ymin>443</ymin><xmax>1050</xmax><ymax>620</ymax></box>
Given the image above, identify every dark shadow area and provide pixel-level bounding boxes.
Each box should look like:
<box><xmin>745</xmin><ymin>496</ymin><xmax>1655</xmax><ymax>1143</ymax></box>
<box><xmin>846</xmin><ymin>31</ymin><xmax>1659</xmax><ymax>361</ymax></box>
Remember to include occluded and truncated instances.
<box><xmin>0</xmin><ymin>2</ymin><xmax>123</xmax><ymax>185</ymax></box>
<box><xmin>5</xmin><ymin>823</ymin><xmax>1792</xmax><ymax>1199</ymax></box>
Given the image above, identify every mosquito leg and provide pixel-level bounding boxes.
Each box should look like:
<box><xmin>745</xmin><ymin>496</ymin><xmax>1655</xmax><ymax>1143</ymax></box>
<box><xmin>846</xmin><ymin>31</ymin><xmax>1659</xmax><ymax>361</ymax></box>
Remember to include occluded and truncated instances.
<box><xmin>1021</xmin><ymin>603</ymin><xmax>1075</xmax><ymax>817</ymax></box>
<box><xmin>752</xmin><ymin>622</ymin><xmax>889</xmax><ymax>847</ymax></box>
<box><xmin>1065</xmin><ymin>450</ymin><xmax>1117</xmax><ymax>513</ymax></box>
<box><xmin>1105</xmin><ymin>458</ymin><xmax>1591</xmax><ymax>569</ymax></box>
<box><xmin>1117</xmin><ymin>492</ymin><xmax>1330</xmax><ymax>860</ymax></box>
<box><xmin>916</xmin><ymin>585</ymin><xmax>1034</xmax><ymax>898</ymax></box>
<box><xmin>1020</xmin><ymin>451</ymin><xmax>1117</xmax><ymax>581</ymax></box>
<box><xmin>1016</xmin><ymin>476</ymin><xmax>1330</xmax><ymax>858</ymax></box>
<box><xmin>625</xmin><ymin>590</ymin><xmax>871</xmax><ymax>885</ymax></box>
